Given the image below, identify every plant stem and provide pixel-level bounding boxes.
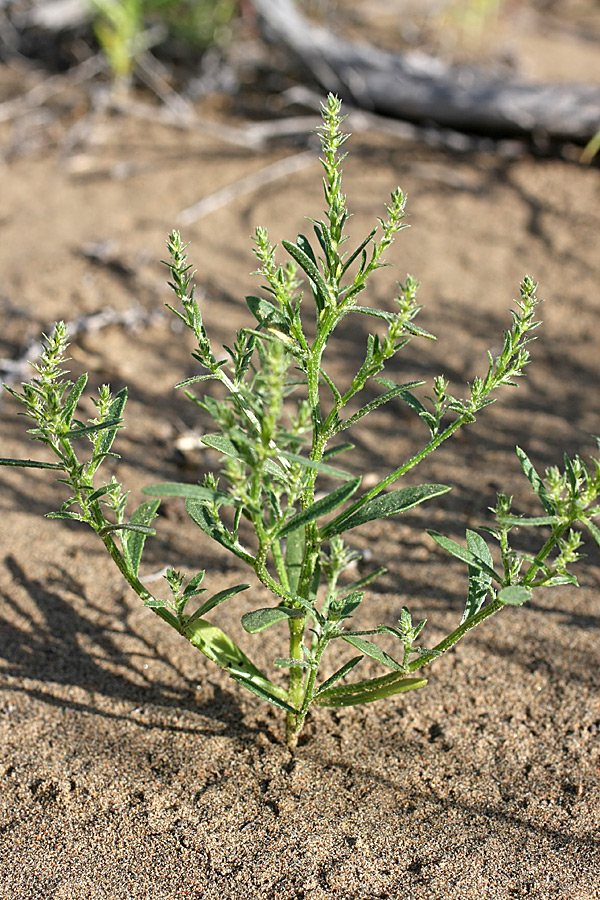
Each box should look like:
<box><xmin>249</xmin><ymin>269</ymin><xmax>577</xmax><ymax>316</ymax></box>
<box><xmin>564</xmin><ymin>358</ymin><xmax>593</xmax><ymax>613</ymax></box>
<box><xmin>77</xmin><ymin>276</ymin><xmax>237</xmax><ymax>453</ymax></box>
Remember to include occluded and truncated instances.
<box><xmin>100</xmin><ymin>532</ymin><xmax>181</xmax><ymax>631</ymax></box>
<box><xmin>286</xmin><ymin>615</ymin><xmax>307</xmax><ymax>748</ymax></box>
<box><xmin>408</xmin><ymin>597</ymin><xmax>504</xmax><ymax>672</ymax></box>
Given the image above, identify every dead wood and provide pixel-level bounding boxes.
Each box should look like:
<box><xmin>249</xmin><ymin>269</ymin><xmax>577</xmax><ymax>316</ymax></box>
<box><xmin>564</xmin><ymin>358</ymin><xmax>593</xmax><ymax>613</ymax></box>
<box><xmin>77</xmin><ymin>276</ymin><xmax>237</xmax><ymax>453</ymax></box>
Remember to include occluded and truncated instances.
<box><xmin>251</xmin><ymin>0</ymin><xmax>600</xmax><ymax>143</ymax></box>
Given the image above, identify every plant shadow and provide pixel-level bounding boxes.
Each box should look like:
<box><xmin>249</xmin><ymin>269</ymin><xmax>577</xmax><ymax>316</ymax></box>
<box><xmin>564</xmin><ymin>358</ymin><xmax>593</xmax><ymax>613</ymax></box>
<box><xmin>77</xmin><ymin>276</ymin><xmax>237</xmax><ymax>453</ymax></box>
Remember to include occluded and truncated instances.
<box><xmin>0</xmin><ymin>554</ymin><xmax>278</xmax><ymax>745</ymax></box>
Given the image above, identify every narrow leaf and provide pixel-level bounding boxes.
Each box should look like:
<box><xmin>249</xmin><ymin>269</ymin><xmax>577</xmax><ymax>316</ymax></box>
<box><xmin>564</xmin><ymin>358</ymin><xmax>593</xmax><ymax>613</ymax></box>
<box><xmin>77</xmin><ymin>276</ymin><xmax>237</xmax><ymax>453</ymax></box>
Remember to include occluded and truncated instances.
<box><xmin>325</xmin><ymin>484</ymin><xmax>450</xmax><ymax>537</ymax></box>
<box><xmin>185</xmin><ymin>499</ymin><xmax>251</xmax><ymax>561</ymax></box>
<box><xmin>278</xmin><ymin>450</ymin><xmax>353</xmax><ymax>481</ymax></box>
<box><xmin>98</xmin><ymin>523</ymin><xmax>156</xmax><ymax>538</ymax></box>
<box><xmin>516</xmin><ymin>446</ymin><xmax>555</xmax><ymax>514</ymax></box>
<box><xmin>314</xmin><ymin>656</ymin><xmax>363</xmax><ymax>696</ymax></box>
<box><xmin>122</xmin><ymin>499</ymin><xmax>161</xmax><ymax>577</ymax></box>
<box><xmin>229</xmin><ymin>675</ymin><xmax>298</xmax><ymax>713</ymax></box>
<box><xmin>499</xmin><ymin>515</ymin><xmax>558</xmax><ymax>527</ymax></box>
<box><xmin>322</xmin><ymin>443</ymin><xmax>355</xmax><ymax>459</ymax></box>
<box><xmin>282</xmin><ymin>239</ymin><xmax>331</xmax><ymax>310</ymax></box>
<box><xmin>339</xmin><ymin>383</ymin><xmax>425</xmax><ymax>431</ymax></box>
<box><xmin>341</xmin><ymin>635</ymin><xmax>404</xmax><ymax>672</ymax></box>
<box><xmin>428</xmin><ymin>530</ymin><xmax>501</xmax><ymax>583</ymax></box>
<box><xmin>182</xmin><ymin>571</ymin><xmax>206</xmax><ymax>599</ymax></box>
<box><xmin>187</xmin><ymin>583</ymin><xmax>250</xmax><ymax>625</ymax></box>
<box><xmin>463</xmin><ymin>529</ymin><xmax>493</xmax><ymax>623</ymax></box>
<box><xmin>285</xmin><ymin>524</ymin><xmax>305</xmax><ymax>594</ymax></box>
<box><xmin>241</xmin><ymin>606</ymin><xmax>303</xmax><ymax>634</ymax></box>
<box><xmin>584</xmin><ymin>517</ymin><xmax>600</xmax><ymax>547</ymax></box>
<box><xmin>61</xmin><ymin>373</ymin><xmax>88</xmax><ymax>428</ymax></box>
<box><xmin>316</xmin><ymin>675</ymin><xmax>427</xmax><ymax>707</ymax></box>
<box><xmin>277</xmin><ymin>477</ymin><xmax>361</xmax><ymax>538</ymax></box>
<box><xmin>62</xmin><ymin>417</ymin><xmax>122</xmax><ymax>439</ymax></box>
<box><xmin>246</xmin><ymin>295</ymin><xmax>287</xmax><ymax>329</ymax></box>
<box><xmin>142</xmin><ymin>481</ymin><xmax>234</xmax><ymax>505</ymax></box>
<box><xmin>95</xmin><ymin>388</ymin><xmax>127</xmax><ymax>458</ymax></box>
<box><xmin>201</xmin><ymin>434</ymin><xmax>284</xmax><ymax>478</ymax></box>
<box><xmin>0</xmin><ymin>458</ymin><xmax>64</xmax><ymax>470</ymax></box>
<box><xmin>341</xmin><ymin>227</ymin><xmax>378</xmax><ymax>276</ymax></box>
<box><xmin>185</xmin><ymin>617</ymin><xmax>288</xmax><ymax>700</ymax></box>
<box><xmin>296</xmin><ymin>233</ymin><xmax>318</xmax><ymax>267</ymax></box>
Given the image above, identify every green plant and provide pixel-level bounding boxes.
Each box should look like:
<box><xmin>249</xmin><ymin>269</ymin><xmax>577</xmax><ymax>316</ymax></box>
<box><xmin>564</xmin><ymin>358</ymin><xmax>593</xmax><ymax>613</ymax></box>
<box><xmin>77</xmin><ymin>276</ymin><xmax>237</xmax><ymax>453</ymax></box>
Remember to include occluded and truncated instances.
<box><xmin>2</xmin><ymin>95</ymin><xmax>599</xmax><ymax>749</ymax></box>
<box><xmin>90</xmin><ymin>0</ymin><xmax>151</xmax><ymax>86</ymax></box>
<box><xmin>89</xmin><ymin>0</ymin><xmax>239</xmax><ymax>88</ymax></box>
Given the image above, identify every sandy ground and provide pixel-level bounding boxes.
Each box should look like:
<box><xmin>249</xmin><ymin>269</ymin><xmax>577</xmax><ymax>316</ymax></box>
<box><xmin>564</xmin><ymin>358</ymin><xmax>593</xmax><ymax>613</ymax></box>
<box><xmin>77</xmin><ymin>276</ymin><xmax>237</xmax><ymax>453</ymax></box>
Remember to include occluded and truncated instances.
<box><xmin>1</xmin><ymin>4</ymin><xmax>600</xmax><ymax>898</ymax></box>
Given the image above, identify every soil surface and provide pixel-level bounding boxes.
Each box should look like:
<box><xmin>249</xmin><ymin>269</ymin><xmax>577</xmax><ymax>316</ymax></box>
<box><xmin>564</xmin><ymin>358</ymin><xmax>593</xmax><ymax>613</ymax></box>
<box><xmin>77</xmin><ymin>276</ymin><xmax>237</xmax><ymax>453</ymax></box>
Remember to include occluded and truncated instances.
<box><xmin>1</xmin><ymin>4</ymin><xmax>600</xmax><ymax>898</ymax></box>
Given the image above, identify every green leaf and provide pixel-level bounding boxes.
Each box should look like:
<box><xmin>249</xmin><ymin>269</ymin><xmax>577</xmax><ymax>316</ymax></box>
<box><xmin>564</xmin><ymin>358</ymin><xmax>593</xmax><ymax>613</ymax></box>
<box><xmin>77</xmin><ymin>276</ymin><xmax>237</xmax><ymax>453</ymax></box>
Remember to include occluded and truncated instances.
<box><xmin>98</xmin><ymin>523</ymin><xmax>156</xmax><ymax>538</ymax></box>
<box><xmin>564</xmin><ymin>453</ymin><xmax>578</xmax><ymax>492</ymax></box>
<box><xmin>314</xmin><ymin>656</ymin><xmax>363</xmax><ymax>695</ymax></box>
<box><xmin>229</xmin><ymin>675</ymin><xmax>298</xmax><ymax>714</ymax></box>
<box><xmin>543</xmin><ymin>573</ymin><xmax>578</xmax><ymax>586</ymax></box>
<box><xmin>143</xmin><ymin>596</ymin><xmax>168</xmax><ymax>609</ymax></box>
<box><xmin>282</xmin><ymin>239</ymin><xmax>332</xmax><ymax>311</ymax></box>
<box><xmin>60</xmin><ymin>417</ymin><xmax>122</xmax><ymax>440</ymax></box>
<box><xmin>353</xmin><ymin>306</ymin><xmax>398</xmax><ymax>324</ymax></box>
<box><xmin>142</xmin><ymin>481</ymin><xmax>234</xmax><ymax>505</ymax></box>
<box><xmin>340</xmin><ymin>227</ymin><xmax>378</xmax><ymax>276</ymax></box>
<box><xmin>285</xmin><ymin>524</ymin><xmax>305</xmax><ymax>594</ymax></box>
<box><xmin>97</xmin><ymin>387</ymin><xmax>127</xmax><ymax>452</ymax></box>
<box><xmin>398</xmin><ymin>390</ymin><xmax>437</xmax><ymax>430</ymax></box>
<box><xmin>325</xmin><ymin>484</ymin><xmax>450</xmax><ymax>537</ymax></box>
<box><xmin>46</xmin><ymin>511</ymin><xmax>86</xmax><ymax>522</ymax></box>
<box><xmin>185</xmin><ymin>617</ymin><xmax>288</xmax><ymax>700</ymax></box>
<box><xmin>296</xmin><ymin>233</ymin><xmax>318</xmax><ymax>267</ymax></box>
<box><xmin>339</xmin><ymin>382</ymin><xmax>425</xmax><ymax>431</ymax></box>
<box><xmin>201</xmin><ymin>434</ymin><xmax>284</xmax><ymax>478</ymax></box>
<box><xmin>61</xmin><ymin>373</ymin><xmax>88</xmax><ymax>428</ymax></box>
<box><xmin>246</xmin><ymin>295</ymin><xmax>287</xmax><ymax>330</ymax></box>
<box><xmin>187</xmin><ymin>584</ymin><xmax>250</xmax><ymax>625</ymax></box>
<box><xmin>122</xmin><ymin>499</ymin><xmax>160</xmax><ymax>577</ymax></box>
<box><xmin>337</xmin><ymin>590</ymin><xmax>364</xmax><ymax>618</ymax></box>
<box><xmin>463</xmin><ymin>529</ymin><xmax>493</xmax><ymax>623</ymax></box>
<box><xmin>345</xmin><ymin>566</ymin><xmax>387</xmax><ymax>592</ymax></box>
<box><xmin>182</xmin><ymin>571</ymin><xmax>206</xmax><ymax>599</ymax></box>
<box><xmin>185</xmin><ymin>499</ymin><xmax>251</xmax><ymax>561</ymax></box>
<box><xmin>341</xmin><ymin>635</ymin><xmax>404</xmax><ymax>672</ymax></box>
<box><xmin>241</xmin><ymin>606</ymin><xmax>303</xmax><ymax>634</ymax></box>
<box><xmin>273</xmin><ymin>658</ymin><xmax>312</xmax><ymax>669</ymax></box>
<box><xmin>277</xmin><ymin>450</ymin><xmax>354</xmax><ymax>481</ymax></box>
<box><xmin>0</xmin><ymin>458</ymin><xmax>64</xmax><ymax>470</ymax></box>
<box><xmin>584</xmin><ymin>517</ymin><xmax>600</xmax><ymax>547</ymax></box>
<box><xmin>322</xmin><ymin>443</ymin><xmax>355</xmax><ymax>459</ymax></box>
<box><xmin>277</xmin><ymin>477</ymin><xmax>361</xmax><ymax>538</ymax></box>
<box><xmin>516</xmin><ymin>446</ymin><xmax>555</xmax><ymax>514</ymax></box>
<box><xmin>499</xmin><ymin>515</ymin><xmax>558</xmax><ymax>527</ymax></box>
<box><xmin>316</xmin><ymin>673</ymin><xmax>427</xmax><ymax>707</ymax></box>
<box><xmin>428</xmin><ymin>530</ymin><xmax>501</xmax><ymax>583</ymax></box>
<box><xmin>498</xmin><ymin>585</ymin><xmax>532</xmax><ymax>606</ymax></box>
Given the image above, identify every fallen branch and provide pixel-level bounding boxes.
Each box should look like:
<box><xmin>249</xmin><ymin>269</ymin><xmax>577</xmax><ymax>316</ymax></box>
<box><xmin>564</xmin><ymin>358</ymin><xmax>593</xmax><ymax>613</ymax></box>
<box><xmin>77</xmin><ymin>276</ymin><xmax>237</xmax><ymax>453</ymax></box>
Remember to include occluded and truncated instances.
<box><xmin>251</xmin><ymin>0</ymin><xmax>600</xmax><ymax>143</ymax></box>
